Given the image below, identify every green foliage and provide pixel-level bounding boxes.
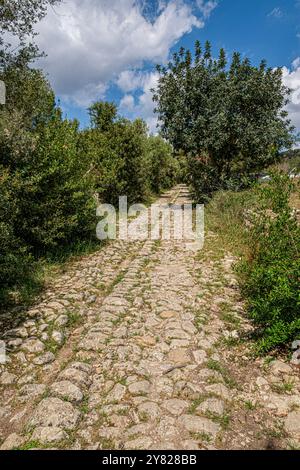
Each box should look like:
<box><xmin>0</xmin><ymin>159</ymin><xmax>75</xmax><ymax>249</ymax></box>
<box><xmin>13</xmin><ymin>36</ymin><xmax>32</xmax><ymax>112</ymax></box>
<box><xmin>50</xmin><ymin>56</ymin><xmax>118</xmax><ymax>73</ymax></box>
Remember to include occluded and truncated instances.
<box><xmin>14</xmin><ymin>111</ymin><xmax>96</xmax><ymax>253</ymax></box>
<box><xmin>1</xmin><ymin>65</ymin><xmax>55</xmax><ymax>124</ymax></box>
<box><xmin>110</xmin><ymin>118</ymin><xmax>150</xmax><ymax>204</ymax></box>
<box><xmin>281</xmin><ymin>149</ymin><xmax>300</xmax><ymax>173</ymax></box>
<box><xmin>83</xmin><ymin>103</ymin><xmax>179</xmax><ymax>205</ymax></box>
<box><xmin>0</xmin><ymin>65</ymin><xmax>95</xmax><ymax>304</ymax></box>
<box><xmin>0</xmin><ymin>1</ymin><xmax>61</xmax><ymax>72</ymax></box>
<box><xmin>0</xmin><ymin>0</ymin><xmax>60</xmax><ymax>38</ymax></box>
<box><xmin>0</xmin><ymin>80</ymin><xmax>178</xmax><ymax>307</ymax></box>
<box><xmin>238</xmin><ymin>172</ymin><xmax>300</xmax><ymax>352</ymax></box>
<box><xmin>153</xmin><ymin>41</ymin><xmax>294</xmax><ymax>201</ymax></box>
<box><xmin>146</xmin><ymin>135</ymin><xmax>179</xmax><ymax>194</ymax></box>
<box><xmin>0</xmin><ymin>2</ymin><xmax>178</xmax><ymax>309</ymax></box>
<box><xmin>0</xmin><ymin>167</ymin><xmax>35</xmax><ymax>304</ymax></box>
<box><xmin>83</xmin><ymin>108</ymin><xmax>150</xmax><ymax>205</ymax></box>
<box><xmin>88</xmin><ymin>101</ymin><xmax>118</xmax><ymax>132</ymax></box>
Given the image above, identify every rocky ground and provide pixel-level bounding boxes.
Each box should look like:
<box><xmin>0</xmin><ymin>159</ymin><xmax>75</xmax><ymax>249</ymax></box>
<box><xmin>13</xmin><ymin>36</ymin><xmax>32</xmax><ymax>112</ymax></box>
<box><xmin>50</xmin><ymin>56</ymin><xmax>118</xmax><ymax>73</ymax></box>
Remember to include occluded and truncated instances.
<box><xmin>0</xmin><ymin>185</ymin><xmax>299</xmax><ymax>451</ymax></box>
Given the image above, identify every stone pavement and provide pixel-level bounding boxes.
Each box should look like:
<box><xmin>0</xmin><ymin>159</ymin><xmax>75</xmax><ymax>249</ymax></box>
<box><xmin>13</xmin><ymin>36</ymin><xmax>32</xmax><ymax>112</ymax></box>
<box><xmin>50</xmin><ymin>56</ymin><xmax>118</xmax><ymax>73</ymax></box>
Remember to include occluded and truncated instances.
<box><xmin>0</xmin><ymin>186</ymin><xmax>299</xmax><ymax>450</ymax></box>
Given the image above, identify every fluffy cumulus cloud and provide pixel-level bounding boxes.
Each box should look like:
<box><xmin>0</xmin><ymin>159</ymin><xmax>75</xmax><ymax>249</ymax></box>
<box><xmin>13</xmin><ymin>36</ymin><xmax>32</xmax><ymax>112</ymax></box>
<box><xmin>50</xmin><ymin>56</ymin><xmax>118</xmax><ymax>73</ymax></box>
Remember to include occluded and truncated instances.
<box><xmin>282</xmin><ymin>61</ymin><xmax>300</xmax><ymax>133</ymax></box>
<box><xmin>35</xmin><ymin>0</ymin><xmax>209</xmax><ymax>107</ymax></box>
<box><xmin>119</xmin><ymin>71</ymin><xmax>160</xmax><ymax>133</ymax></box>
<box><xmin>196</xmin><ymin>0</ymin><xmax>218</xmax><ymax>19</ymax></box>
<box><xmin>33</xmin><ymin>0</ymin><xmax>220</xmax><ymax>130</ymax></box>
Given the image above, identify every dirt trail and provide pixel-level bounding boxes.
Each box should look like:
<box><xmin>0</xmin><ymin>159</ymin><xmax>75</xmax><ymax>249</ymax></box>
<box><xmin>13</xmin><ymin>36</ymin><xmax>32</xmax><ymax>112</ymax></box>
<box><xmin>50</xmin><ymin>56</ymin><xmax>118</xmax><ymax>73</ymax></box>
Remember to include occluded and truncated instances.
<box><xmin>0</xmin><ymin>186</ymin><xmax>299</xmax><ymax>450</ymax></box>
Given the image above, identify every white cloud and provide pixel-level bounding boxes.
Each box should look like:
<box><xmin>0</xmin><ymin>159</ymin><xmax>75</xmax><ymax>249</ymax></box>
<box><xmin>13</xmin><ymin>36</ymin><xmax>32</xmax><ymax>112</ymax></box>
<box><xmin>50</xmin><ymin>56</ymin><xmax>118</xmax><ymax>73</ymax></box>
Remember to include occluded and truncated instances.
<box><xmin>196</xmin><ymin>0</ymin><xmax>218</xmax><ymax>19</ymax></box>
<box><xmin>119</xmin><ymin>70</ymin><xmax>160</xmax><ymax>133</ymax></box>
<box><xmin>63</xmin><ymin>83</ymin><xmax>108</xmax><ymax>108</ymax></box>
<box><xmin>119</xmin><ymin>94</ymin><xmax>136</xmax><ymax>111</ymax></box>
<box><xmin>292</xmin><ymin>57</ymin><xmax>300</xmax><ymax>70</ymax></box>
<box><xmin>35</xmin><ymin>0</ymin><xmax>204</xmax><ymax>107</ymax></box>
<box><xmin>117</xmin><ymin>70</ymin><xmax>149</xmax><ymax>93</ymax></box>
<box><xmin>282</xmin><ymin>64</ymin><xmax>300</xmax><ymax>132</ymax></box>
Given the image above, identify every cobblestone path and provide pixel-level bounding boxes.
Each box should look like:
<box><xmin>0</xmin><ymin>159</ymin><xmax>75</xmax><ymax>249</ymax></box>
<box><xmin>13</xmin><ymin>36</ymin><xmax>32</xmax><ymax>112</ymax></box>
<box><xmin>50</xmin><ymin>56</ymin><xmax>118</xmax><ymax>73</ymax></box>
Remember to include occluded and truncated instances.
<box><xmin>0</xmin><ymin>186</ymin><xmax>299</xmax><ymax>450</ymax></box>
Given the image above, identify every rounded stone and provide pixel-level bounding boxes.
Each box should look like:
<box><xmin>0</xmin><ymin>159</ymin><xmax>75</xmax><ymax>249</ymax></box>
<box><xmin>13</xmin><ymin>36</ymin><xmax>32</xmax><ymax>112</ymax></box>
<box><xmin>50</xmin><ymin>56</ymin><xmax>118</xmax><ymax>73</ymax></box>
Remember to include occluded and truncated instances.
<box><xmin>0</xmin><ymin>433</ymin><xmax>26</xmax><ymax>450</ymax></box>
<box><xmin>55</xmin><ymin>315</ymin><xmax>69</xmax><ymax>327</ymax></box>
<box><xmin>30</xmin><ymin>397</ymin><xmax>80</xmax><ymax>430</ymax></box>
<box><xmin>8</xmin><ymin>338</ymin><xmax>23</xmax><ymax>348</ymax></box>
<box><xmin>125</xmin><ymin>436</ymin><xmax>153</xmax><ymax>450</ymax></box>
<box><xmin>107</xmin><ymin>383</ymin><xmax>126</xmax><ymax>402</ymax></box>
<box><xmin>21</xmin><ymin>339</ymin><xmax>45</xmax><ymax>354</ymax></box>
<box><xmin>270</xmin><ymin>360</ymin><xmax>293</xmax><ymax>375</ymax></box>
<box><xmin>162</xmin><ymin>399</ymin><xmax>189</xmax><ymax>416</ymax></box>
<box><xmin>205</xmin><ymin>383</ymin><xmax>230</xmax><ymax>400</ymax></box>
<box><xmin>52</xmin><ymin>331</ymin><xmax>64</xmax><ymax>345</ymax></box>
<box><xmin>192</xmin><ymin>350</ymin><xmax>207</xmax><ymax>365</ymax></box>
<box><xmin>196</xmin><ymin>398</ymin><xmax>225</xmax><ymax>416</ymax></box>
<box><xmin>284</xmin><ymin>411</ymin><xmax>300</xmax><ymax>437</ymax></box>
<box><xmin>0</xmin><ymin>371</ymin><xmax>17</xmax><ymax>385</ymax></box>
<box><xmin>168</xmin><ymin>348</ymin><xmax>191</xmax><ymax>364</ymax></box>
<box><xmin>50</xmin><ymin>381</ymin><xmax>83</xmax><ymax>403</ymax></box>
<box><xmin>128</xmin><ymin>380</ymin><xmax>150</xmax><ymax>396</ymax></box>
<box><xmin>138</xmin><ymin>402</ymin><xmax>160</xmax><ymax>419</ymax></box>
<box><xmin>178</xmin><ymin>414</ymin><xmax>220</xmax><ymax>438</ymax></box>
<box><xmin>58</xmin><ymin>367</ymin><xmax>90</xmax><ymax>388</ymax></box>
<box><xmin>160</xmin><ymin>311</ymin><xmax>177</xmax><ymax>319</ymax></box>
<box><xmin>33</xmin><ymin>352</ymin><xmax>55</xmax><ymax>366</ymax></box>
<box><xmin>31</xmin><ymin>426</ymin><xmax>68</xmax><ymax>444</ymax></box>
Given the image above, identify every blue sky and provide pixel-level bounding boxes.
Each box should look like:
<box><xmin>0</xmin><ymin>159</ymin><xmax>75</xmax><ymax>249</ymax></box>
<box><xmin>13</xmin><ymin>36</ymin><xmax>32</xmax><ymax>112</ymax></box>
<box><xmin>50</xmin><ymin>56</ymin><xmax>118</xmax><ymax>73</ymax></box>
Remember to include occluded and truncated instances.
<box><xmin>36</xmin><ymin>0</ymin><xmax>300</xmax><ymax>132</ymax></box>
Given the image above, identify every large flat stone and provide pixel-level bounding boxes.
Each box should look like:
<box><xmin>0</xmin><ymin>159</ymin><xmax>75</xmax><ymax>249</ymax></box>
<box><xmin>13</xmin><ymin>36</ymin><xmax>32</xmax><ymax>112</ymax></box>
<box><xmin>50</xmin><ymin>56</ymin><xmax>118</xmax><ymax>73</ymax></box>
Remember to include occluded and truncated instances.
<box><xmin>138</xmin><ymin>402</ymin><xmax>160</xmax><ymax>419</ymax></box>
<box><xmin>196</xmin><ymin>398</ymin><xmax>225</xmax><ymax>416</ymax></box>
<box><xmin>19</xmin><ymin>384</ymin><xmax>46</xmax><ymax>402</ymax></box>
<box><xmin>168</xmin><ymin>348</ymin><xmax>191</xmax><ymax>364</ymax></box>
<box><xmin>58</xmin><ymin>367</ymin><xmax>90</xmax><ymax>388</ymax></box>
<box><xmin>178</xmin><ymin>414</ymin><xmax>220</xmax><ymax>438</ymax></box>
<box><xmin>107</xmin><ymin>383</ymin><xmax>126</xmax><ymax>402</ymax></box>
<box><xmin>50</xmin><ymin>381</ymin><xmax>83</xmax><ymax>403</ymax></box>
<box><xmin>30</xmin><ymin>398</ymin><xmax>80</xmax><ymax>430</ymax></box>
<box><xmin>0</xmin><ymin>433</ymin><xmax>26</xmax><ymax>450</ymax></box>
<box><xmin>128</xmin><ymin>380</ymin><xmax>150</xmax><ymax>396</ymax></box>
<box><xmin>162</xmin><ymin>399</ymin><xmax>189</xmax><ymax>416</ymax></box>
<box><xmin>21</xmin><ymin>339</ymin><xmax>45</xmax><ymax>354</ymax></box>
<box><xmin>31</xmin><ymin>426</ymin><xmax>68</xmax><ymax>444</ymax></box>
<box><xmin>78</xmin><ymin>332</ymin><xmax>107</xmax><ymax>351</ymax></box>
<box><xmin>284</xmin><ymin>411</ymin><xmax>300</xmax><ymax>437</ymax></box>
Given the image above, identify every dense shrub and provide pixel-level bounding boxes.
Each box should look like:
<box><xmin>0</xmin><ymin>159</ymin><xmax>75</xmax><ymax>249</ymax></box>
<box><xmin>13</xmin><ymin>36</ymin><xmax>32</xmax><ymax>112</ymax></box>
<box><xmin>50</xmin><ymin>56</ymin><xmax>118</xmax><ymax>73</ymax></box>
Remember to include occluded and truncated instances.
<box><xmin>17</xmin><ymin>112</ymin><xmax>96</xmax><ymax>253</ymax></box>
<box><xmin>146</xmin><ymin>136</ymin><xmax>179</xmax><ymax>194</ymax></box>
<box><xmin>238</xmin><ymin>172</ymin><xmax>300</xmax><ymax>352</ymax></box>
<box><xmin>0</xmin><ymin>167</ymin><xmax>35</xmax><ymax>303</ymax></box>
<box><xmin>82</xmin><ymin>110</ymin><xmax>149</xmax><ymax>205</ymax></box>
<box><xmin>110</xmin><ymin>118</ymin><xmax>150</xmax><ymax>204</ymax></box>
<box><xmin>83</xmin><ymin>102</ymin><xmax>179</xmax><ymax>205</ymax></box>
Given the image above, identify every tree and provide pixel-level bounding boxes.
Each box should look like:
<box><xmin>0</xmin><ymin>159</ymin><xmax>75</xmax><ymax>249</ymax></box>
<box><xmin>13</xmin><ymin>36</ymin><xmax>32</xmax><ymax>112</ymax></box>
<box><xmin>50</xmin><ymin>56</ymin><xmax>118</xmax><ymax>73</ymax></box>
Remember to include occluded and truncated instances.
<box><xmin>0</xmin><ymin>0</ymin><xmax>61</xmax><ymax>69</ymax></box>
<box><xmin>88</xmin><ymin>101</ymin><xmax>118</xmax><ymax>132</ymax></box>
<box><xmin>146</xmin><ymin>136</ymin><xmax>179</xmax><ymax>193</ymax></box>
<box><xmin>153</xmin><ymin>41</ymin><xmax>294</xmax><ymax>200</ymax></box>
<box><xmin>85</xmin><ymin>102</ymin><xmax>150</xmax><ymax>204</ymax></box>
<box><xmin>1</xmin><ymin>65</ymin><xmax>55</xmax><ymax>125</ymax></box>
